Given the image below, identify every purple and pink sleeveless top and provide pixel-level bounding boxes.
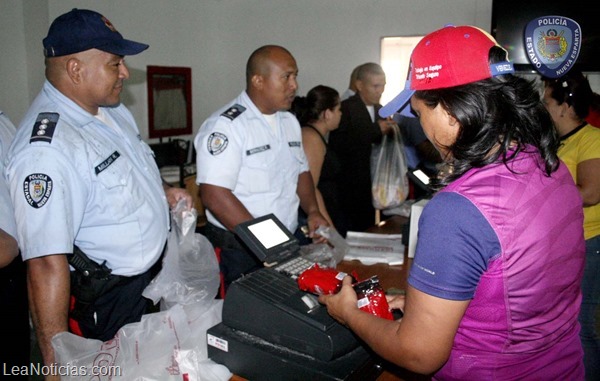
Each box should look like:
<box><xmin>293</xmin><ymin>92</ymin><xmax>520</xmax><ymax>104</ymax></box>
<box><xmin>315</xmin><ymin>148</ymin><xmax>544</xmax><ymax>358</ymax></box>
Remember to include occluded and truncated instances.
<box><xmin>409</xmin><ymin>146</ymin><xmax>585</xmax><ymax>380</ymax></box>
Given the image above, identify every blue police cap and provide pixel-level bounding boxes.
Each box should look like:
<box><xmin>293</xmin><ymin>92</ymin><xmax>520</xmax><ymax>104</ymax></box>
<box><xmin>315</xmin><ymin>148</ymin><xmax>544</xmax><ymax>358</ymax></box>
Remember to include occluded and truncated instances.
<box><xmin>43</xmin><ymin>8</ymin><xmax>148</xmax><ymax>57</ymax></box>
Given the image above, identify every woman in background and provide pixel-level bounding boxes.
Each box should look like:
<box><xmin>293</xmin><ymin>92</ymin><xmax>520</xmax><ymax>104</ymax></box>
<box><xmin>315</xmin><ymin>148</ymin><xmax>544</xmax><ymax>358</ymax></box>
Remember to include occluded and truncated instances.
<box><xmin>292</xmin><ymin>85</ymin><xmax>346</xmax><ymax>236</ymax></box>
<box><xmin>543</xmin><ymin>70</ymin><xmax>600</xmax><ymax>380</ymax></box>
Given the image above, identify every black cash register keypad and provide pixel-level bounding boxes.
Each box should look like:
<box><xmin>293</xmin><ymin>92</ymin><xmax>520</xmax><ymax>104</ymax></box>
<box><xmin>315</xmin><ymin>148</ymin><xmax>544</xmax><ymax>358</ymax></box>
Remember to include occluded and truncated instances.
<box><xmin>274</xmin><ymin>256</ymin><xmax>314</xmax><ymax>279</ymax></box>
<box><xmin>241</xmin><ymin>269</ymin><xmax>299</xmax><ymax>304</ymax></box>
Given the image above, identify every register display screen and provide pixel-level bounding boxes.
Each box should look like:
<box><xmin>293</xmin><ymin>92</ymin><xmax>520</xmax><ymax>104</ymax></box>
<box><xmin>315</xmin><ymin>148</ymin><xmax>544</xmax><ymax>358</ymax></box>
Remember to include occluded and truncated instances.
<box><xmin>248</xmin><ymin>218</ymin><xmax>291</xmax><ymax>249</ymax></box>
<box><xmin>234</xmin><ymin>213</ymin><xmax>299</xmax><ymax>263</ymax></box>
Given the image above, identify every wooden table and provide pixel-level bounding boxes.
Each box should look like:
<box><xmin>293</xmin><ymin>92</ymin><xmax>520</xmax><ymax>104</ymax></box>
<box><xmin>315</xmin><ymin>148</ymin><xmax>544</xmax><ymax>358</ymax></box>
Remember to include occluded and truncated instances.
<box><xmin>338</xmin><ymin>214</ymin><xmax>411</xmax><ymax>292</ymax></box>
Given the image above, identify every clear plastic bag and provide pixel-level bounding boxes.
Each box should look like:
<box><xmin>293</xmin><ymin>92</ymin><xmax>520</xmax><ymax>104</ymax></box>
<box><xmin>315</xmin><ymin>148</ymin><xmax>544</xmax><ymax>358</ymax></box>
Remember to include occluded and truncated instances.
<box><xmin>53</xmin><ymin>201</ymin><xmax>230</xmax><ymax>380</ymax></box>
<box><xmin>307</xmin><ymin>225</ymin><xmax>349</xmax><ymax>267</ymax></box>
<box><xmin>370</xmin><ymin>124</ymin><xmax>409</xmax><ymax>210</ymax></box>
<box><xmin>53</xmin><ymin>301</ymin><xmax>231</xmax><ymax>381</ymax></box>
<box><xmin>143</xmin><ymin>199</ymin><xmax>220</xmax><ymax>310</ymax></box>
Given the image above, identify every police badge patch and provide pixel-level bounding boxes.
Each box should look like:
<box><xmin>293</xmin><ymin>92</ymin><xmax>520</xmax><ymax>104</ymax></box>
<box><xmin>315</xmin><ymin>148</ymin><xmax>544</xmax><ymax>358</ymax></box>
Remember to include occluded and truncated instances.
<box><xmin>524</xmin><ymin>16</ymin><xmax>581</xmax><ymax>78</ymax></box>
<box><xmin>207</xmin><ymin>132</ymin><xmax>229</xmax><ymax>155</ymax></box>
<box><xmin>23</xmin><ymin>173</ymin><xmax>53</xmax><ymax>208</ymax></box>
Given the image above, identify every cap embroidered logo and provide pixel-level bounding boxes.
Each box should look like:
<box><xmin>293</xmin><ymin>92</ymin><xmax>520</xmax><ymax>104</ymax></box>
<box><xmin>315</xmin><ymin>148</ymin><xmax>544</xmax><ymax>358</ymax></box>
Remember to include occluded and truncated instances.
<box><xmin>380</xmin><ymin>25</ymin><xmax>514</xmax><ymax>118</ymax></box>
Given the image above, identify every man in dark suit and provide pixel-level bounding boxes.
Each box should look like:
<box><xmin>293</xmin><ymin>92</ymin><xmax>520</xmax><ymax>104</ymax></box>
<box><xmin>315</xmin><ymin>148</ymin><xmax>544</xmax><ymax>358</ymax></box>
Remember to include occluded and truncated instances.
<box><xmin>328</xmin><ymin>63</ymin><xmax>394</xmax><ymax>232</ymax></box>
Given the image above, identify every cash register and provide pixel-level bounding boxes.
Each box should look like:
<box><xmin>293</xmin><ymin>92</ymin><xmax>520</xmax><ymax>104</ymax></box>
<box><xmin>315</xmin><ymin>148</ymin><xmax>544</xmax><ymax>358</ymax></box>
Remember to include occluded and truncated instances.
<box><xmin>206</xmin><ymin>214</ymin><xmax>382</xmax><ymax>380</ymax></box>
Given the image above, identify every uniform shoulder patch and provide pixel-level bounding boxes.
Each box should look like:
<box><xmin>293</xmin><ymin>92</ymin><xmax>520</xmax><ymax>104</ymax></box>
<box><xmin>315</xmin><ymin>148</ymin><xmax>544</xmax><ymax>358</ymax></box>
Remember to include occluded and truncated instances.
<box><xmin>220</xmin><ymin>104</ymin><xmax>246</xmax><ymax>121</ymax></box>
<box><xmin>23</xmin><ymin>173</ymin><xmax>53</xmax><ymax>208</ymax></box>
<box><xmin>207</xmin><ymin>132</ymin><xmax>228</xmax><ymax>155</ymax></box>
<box><xmin>30</xmin><ymin>112</ymin><xmax>59</xmax><ymax>144</ymax></box>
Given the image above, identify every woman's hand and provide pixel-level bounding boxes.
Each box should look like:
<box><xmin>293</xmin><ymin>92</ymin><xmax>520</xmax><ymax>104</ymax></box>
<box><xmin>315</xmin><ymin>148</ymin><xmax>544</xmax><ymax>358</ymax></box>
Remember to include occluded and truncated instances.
<box><xmin>318</xmin><ymin>276</ymin><xmax>358</xmax><ymax>325</ymax></box>
<box><xmin>386</xmin><ymin>293</ymin><xmax>405</xmax><ymax>319</ymax></box>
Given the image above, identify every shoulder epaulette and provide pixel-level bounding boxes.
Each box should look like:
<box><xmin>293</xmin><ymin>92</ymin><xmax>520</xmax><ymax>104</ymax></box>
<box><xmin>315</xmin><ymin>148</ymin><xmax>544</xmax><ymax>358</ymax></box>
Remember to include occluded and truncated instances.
<box><xmin>220</xmin><ymin>104</ymin><xmax>246</xmax><ymax>121</ymax></box>
<box><xmin>30</xmin><ymin>112</ymin><xmax>59</xmax><ymax>144</ymax></box>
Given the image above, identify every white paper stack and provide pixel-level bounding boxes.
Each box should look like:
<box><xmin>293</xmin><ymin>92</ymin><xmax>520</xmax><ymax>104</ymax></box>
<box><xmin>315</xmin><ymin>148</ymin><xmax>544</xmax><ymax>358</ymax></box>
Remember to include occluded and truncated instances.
<box><xmin>344</xmin><ymin>231</ymin><xmax>404</xmax><ymax>265</ymax></box>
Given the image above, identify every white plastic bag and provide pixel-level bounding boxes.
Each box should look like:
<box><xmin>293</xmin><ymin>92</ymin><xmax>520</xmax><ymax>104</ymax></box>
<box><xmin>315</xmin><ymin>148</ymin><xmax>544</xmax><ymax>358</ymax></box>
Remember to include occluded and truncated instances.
<box><xmin>143</xmin><ymin>199</ymin><xmax>220</xmax><ymax>310</ymax></box>
<box><xmin>52</xmin><ymin>200</ymin><xmax>231</xmax><ymax>380</ymax></box>
<box><xmin>53</xmin><ymin>301</ymin><xmax>231</xmax><ymax>381</ymax></box>
<box><xmin>370</xmin><ymin>125</ymin><xmax>409</xmax><ymax>210</ymax></box>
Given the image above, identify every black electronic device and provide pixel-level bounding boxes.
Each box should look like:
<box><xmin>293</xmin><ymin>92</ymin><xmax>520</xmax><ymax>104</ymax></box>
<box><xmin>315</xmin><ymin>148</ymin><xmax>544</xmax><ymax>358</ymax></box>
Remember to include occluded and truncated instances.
<box><xmin>234</xmin><ymin>213</ymin><xmax>300</xmax><ymax>266</ymax></box>
<box><xmin>221</xmin><ymin>266</ymin><xmax>360</xmax><ymax>361</ymax></box>
<box><xmin>207</xmin><ymin>323</ymin><xmax>382</xmax><ymax>381</ymax></box>
<box><xmin>407</xmin><ymin>168</ymin><xmax>433</xmax><ymax>195</ymax></box>
<box><xmin>221</xmin><ymin>214</ymin><xmax>361</xmax><ymax>362</ymax></box>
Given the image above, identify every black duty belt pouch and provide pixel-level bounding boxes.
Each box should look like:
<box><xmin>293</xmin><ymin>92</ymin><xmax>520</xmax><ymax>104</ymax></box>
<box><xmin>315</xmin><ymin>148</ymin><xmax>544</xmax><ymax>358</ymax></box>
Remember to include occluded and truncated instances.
<box><xmin>68</xmin><ymin>246</ymin><xmax>124</xmax><ymax>319</ymax></box>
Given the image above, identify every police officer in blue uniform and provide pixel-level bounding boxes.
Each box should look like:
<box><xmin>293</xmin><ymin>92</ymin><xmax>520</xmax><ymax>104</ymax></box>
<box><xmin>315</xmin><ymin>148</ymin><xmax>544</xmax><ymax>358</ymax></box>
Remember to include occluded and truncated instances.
<box><xmin>5</xmin><ymin>9</ymin><xmax>191</xmax><ymax>373</ymax></box>
<box><xmin>195</xmin><ymin>45</ymin><xmax>329</xmax><ymax>288</ymax></box>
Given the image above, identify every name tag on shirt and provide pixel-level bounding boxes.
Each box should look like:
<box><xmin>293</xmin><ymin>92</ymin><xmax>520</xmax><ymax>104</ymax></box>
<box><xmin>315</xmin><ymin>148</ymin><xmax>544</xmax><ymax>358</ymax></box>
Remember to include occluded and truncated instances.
<box><xmin>246</xmin><ymin>145</ymin><xmax>270</xmax><ymax>156</ymax></box>
<box><xmin>95</xmin><ymin>151</ymin><xmax>121</xmax><ymax>175</ymax></box>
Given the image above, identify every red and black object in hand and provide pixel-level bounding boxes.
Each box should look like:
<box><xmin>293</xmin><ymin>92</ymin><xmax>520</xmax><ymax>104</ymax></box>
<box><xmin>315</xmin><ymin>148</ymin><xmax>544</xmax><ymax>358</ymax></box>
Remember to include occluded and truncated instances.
<box><xmin>297</xmin><ymin>264</ymin><xmax>347</xmax><ymax>295</ymax></box>
<box><xmin>353</xmin><ymin>275</ymin><xmax>394</xmax><ymax>320</ymax></box>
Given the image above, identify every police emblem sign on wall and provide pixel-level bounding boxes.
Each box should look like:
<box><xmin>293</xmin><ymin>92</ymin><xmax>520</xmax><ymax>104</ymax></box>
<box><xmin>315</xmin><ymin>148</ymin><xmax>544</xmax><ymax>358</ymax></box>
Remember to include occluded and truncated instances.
<box><xmin>524</xmin><ymin>16</ymin><xmax>581</xmax><ymax>78</ymax></box>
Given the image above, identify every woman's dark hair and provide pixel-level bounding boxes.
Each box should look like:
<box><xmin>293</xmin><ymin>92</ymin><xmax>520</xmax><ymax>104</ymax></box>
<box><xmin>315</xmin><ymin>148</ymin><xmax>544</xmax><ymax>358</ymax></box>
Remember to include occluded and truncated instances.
<box><xmin>542</xmin><ymin>68</ymin><xmax>594</xmax><ymax>120</ymax></box>
<box><xmin>414</xmin><ymin>46</ymin><xmax>560</xmax><ymax>188</ymax></box>
<box><xmin>291</xmin><ymin>85</ymin><xmax>339</xmax><ymax>126</ymax></box>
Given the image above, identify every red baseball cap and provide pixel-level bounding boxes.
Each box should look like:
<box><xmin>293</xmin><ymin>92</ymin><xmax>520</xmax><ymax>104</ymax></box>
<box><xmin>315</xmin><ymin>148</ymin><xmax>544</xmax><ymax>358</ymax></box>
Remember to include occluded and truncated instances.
<box><xmin>380</xmin><ymin>25</ymin><xmax>514</xmax><ymax>117</ymax></box>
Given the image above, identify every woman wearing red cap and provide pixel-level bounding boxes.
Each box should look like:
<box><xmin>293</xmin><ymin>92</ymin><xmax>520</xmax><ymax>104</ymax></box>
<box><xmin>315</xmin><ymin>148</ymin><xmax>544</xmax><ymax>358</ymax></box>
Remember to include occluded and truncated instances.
<box><xmin>320</xmin><ymin>25</ymin><xmax>585</xmax><ymax>380</ymax></box>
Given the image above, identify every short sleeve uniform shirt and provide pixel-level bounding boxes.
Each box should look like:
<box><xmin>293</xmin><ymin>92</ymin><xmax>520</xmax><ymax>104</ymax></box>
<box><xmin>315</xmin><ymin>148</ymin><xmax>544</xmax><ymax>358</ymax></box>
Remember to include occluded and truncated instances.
<box><xmin>195</xmin><ymin>91</ymin><xmax>308</xmax><ymax>232</ymax></box>
<box><xmin>6</xmin><ymin>81</ymin><xmax>169</xmax><ymax>276</ymax></box>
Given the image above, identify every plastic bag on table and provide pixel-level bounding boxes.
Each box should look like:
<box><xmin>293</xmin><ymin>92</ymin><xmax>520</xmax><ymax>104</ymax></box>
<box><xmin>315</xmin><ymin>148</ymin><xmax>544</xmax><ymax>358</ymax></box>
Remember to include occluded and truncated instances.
<box><xmin>300</xmin><ymin>225</ymin><xmax>349</xmax><ymax>268</ymax></box>
<box><xmin>53</xmin><ymin>301</ymin><xmax>231</xmax><ymax>381</ymax></box>
<box><xmin>370</xmin><ymin>124</ymin><xmax>409</xmax><ymax>210</ymax></box>
<box><xmin>143</xmin><ymin>198</ymin><xmax>220</xmax><ymax>310</ymax></box>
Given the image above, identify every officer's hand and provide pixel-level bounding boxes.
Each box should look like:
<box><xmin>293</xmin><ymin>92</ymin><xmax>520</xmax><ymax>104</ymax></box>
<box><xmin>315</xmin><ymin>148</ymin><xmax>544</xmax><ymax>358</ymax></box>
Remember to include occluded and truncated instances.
<box><xmin>165</xmin><ymin>187</ymin><xmax>193</xmax><ymax>210</ymax></box>
<box><xmin>306</xmin><ymin>210</ymin><xmax>329</xmax><ymax>244</ymax></box>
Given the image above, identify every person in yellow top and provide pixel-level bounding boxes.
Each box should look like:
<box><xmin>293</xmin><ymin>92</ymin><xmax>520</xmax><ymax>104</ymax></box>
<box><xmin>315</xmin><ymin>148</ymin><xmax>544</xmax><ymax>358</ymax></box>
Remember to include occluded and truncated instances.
<box><xmin>543</xmin><ymin>69</ymin><xmax>600</xmax><ymax>380</ymax></box>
